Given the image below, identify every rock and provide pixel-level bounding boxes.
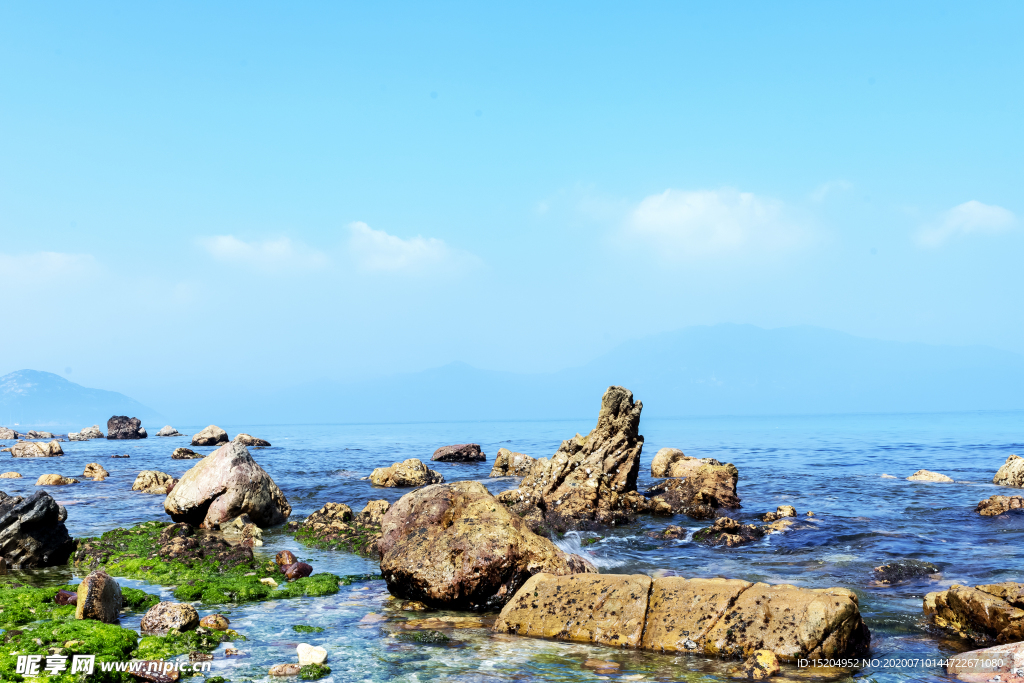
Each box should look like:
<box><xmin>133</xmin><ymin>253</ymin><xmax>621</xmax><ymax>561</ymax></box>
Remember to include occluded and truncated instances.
<box><xmin>284</xmin><ymin>562</ymin><xmax>313</xmax><ymax>580</ymax></box>
<box><xmin>171</xmin><ymin>447</ymin><xmax>203</xmax><ymax>459</ymax></box>
<box><xmin>378</xmin><ymin>480</ymin><xmax>596</xmax><ymax>609</ymax></box>
<box><xmin>978</xmin><ymin>495</ymin><xmax>1024</xmax><ymax>516</ymax></box>
<box><xmin>874</xmin><ymin>559</ymin><xmax>939</xmax><ymax>584</ymax></box>
<box><xmin>925</xmin><ymin>583</ymin><xmax>1024</xmax><ymax>644</ymax></box>
<box><xmin>234</xmin><ymin>433</ymin><xmax>271</xmax><ymax>448</ymax></box>
<box><xmin>946</xmin><ymin>641</ymin><xmax>1024</xmax><ymax>679</ymax></box>
<box><xmin>358</xmin><ymin>500</ymin><xmax>391</xmax><ymax>525</ymax></box>
<box><xmin>907</xmin><ymin>469</ymin><xmax>954</xmax><ymax>483</ymax></box>
<box><xmin>83</xmin><ymin>463</ymin><xmax>109</xmax><ymax>481</ymax></box>
<box><xmin>107</xmin><ymin>416</ymin><xmax>147</xmax><ymax>439</ymax></box>
<box><xmin>76</xmin><ymin>570</ymin><xmax>123</xmax><ymax>623</ymax></box>
<box><xmin>223</xmin><ymin>513</ymin><xmax>264</xmax><ymax>547</ymax></box>
<box><xmin>583</xmin><ymin>659</ymin><xmax>619</xmax><ymax>671</ymax></box>
<box><xmin>295</xmin><ymin>501</ymin><xmax>384</xmax><ymax>556</ymax></box>
<box><xmin>369</xmin><ymin>459</ymin><xmax>444</xmax><ymax>487</ymax></box>
<box><xmin>432</xmin><ymin>443</ymin><xmax>485</xmax><ymax>462</ymax></box>
<box><xmin>133</xmin><ymin>470</ymin><xmax>178</xmax><ymax>495</ymax></box>
<box><xmin>199</xmin><ymin>614</ymin><xmax>229</xmax><ymax>630</ymax></box>
<box><xmin>70</xmin><ymin>425</ymin><xmax>104</xmax><ymax>440</ymax></box>
<box><xmin>269</xmin><ymin>664</ymin><xmax>301</xmax><ymax>676</ymax></box>
<box><xmin>111</xmin><ymin>453</ymin><xmax>130</xmax><ymax>458</ymax></box>
<box><xmin>276</xmin><ymin>550</ymin><xmax>298</xmax><ymax>566</ymax></box>
<box><xmin>260</xmin><ymin>577</ymin><xmax>278</xmax><ymax>588</ymax></box>
<box><xmin>35</xmin><ymin>474</ymin><xmax>78</xmax><ymax>486</ymax></box>
<box><xmin>881</xmin><ymin>473</ymin><xmax>897</xmax><ymax>479</ymax></box>
<box><xmin>0</xmin><ymin>490</ymin><xmax>75</xmax><ymax>567</ymax></box>
<box><xmin>497</xmin><ymin>386</ymin><xmax>644</xmax><ymax>531</ymax></box>
<box><xmin>297</xmin><ymin>643</ymin><xmax>328</xmax><ymax>666</ymax></box>
<box><xmin>164</xmin><ymin>440</ymin><xmax>291</xmax><ymax>528</ymax></box>
<box><xmin>692</xmin><ymin>516</ymin><xmax>765</xmax><ymax>547</ymax></box>
<box><xmin>740</xmin><ymin>650</ymin><xmax>781</xmax><ymax>679</ymax></box>
<box><xmin>496</xmin><ymin>573</ymin><xmax>869</xmax><ymax>661</ymax></box>
<box><xmin>650</xmin><ymin>448</ymin><xmax>723</xmax><ymax>478</ymax></box>
<box><xmin>0</xmin><ymin>472</ymin><xmax>21</xmax><ymax>478</ymax></box>
<box><xmin>489</xmin><ymin>448</ymin><xmax>536</xmax><ymax>477</ymax></box>
<box><xmin>994</xmin><ymin>455</ymin><xmax>1024</xmax><ymax>488</ymax></box>
<box><xmin>643</xmin><ymin>463</ymin><xmax>741</xmax><ymax>519</ymax></box>
<box><xmin>140</xmin><ymin>602</ymin><xmax>200</xmax><ymax>634</ymax></box>
<box><xmin>156</xmin><ymin>426</ymin><xmax>181</xmax><ymax>437</ymax></box>
<box><xmin>12</xmin><ymin>440</ymin><xmax>64</xmax><ymax>457</ymax></box>
<box><xmin>401</xmin><ymin>600</ymin><xmax>430</xmax><ymax>611</ymax></box>
<box><xmin>55</xmin><ymin>589</ymin><xmax>78</xmax><ymax>605</ymax></box>
<box><xmin>0</xmin><ymin>427</ymin><xmax>16</xmax><ymax>439</ymax></box>
<box><xmin>776</xmin><ymin>505</ymin><xmax>796</xmax><ymax>517</ymax></box>
<box><xmin>191</xmin><ymin>425</ymin><xmax>229</xmax><ymax>447</ymax></box>
<box><xmin>26</xmin><ymin>430</ymin><xmax>55</xmax><ymax>439</ymax></box>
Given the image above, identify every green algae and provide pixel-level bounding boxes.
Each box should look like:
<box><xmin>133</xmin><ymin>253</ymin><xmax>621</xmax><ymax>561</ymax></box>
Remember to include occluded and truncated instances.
<box><xmin>0</xmin><ymin>583</ymin><xmax>78</xmax><ymax>628</ymax></box>
<box><xmin>0</xmin><ymin>618</ymin><xmax>137</xmax><ymax>683</ymax></box>
<box><xmin>299</xmin><ymin>663</ymin><xmax>331</xmax><ymax>680</ymax></box>
<box><xmin>135</xmin><ymin>628</ymin><xmax>226</xmax><ymax>660</ymax></box>
<box><xmin>394</xmin><ymin>629</ymin><xmax>451</xmax><ymax>644</ymax></box>
<box><xmin>293</xmin><ymin>522</ymin><xmax>379</xmax><ymax>556</ymax></box>
<box><xmin>205</xmin><ymin>677</ymin><xmax>228</xmax><ymax>683</ymax></box>
<box><xmin>291</xmin><ymin>624</ymin><xmax>324</xmax><ymax>633</ymax></box>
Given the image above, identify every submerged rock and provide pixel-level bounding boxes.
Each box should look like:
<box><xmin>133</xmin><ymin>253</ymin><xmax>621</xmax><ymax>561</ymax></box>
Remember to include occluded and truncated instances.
<box><xmin>907</xmin><ymin>469</ymin><xmax>954</xmax><ymax>483</ymax></box>
<box><xmin>0</xmin><ymin>490</ymin><xmax>76</xmax><ymax>568</ymax></box>
<box><xmin>650</xmin><ymin>448</ymin><xmax>722</xmax><ymax>478</ymax></box>
<box><xmin>925</xmin><ymin>582</ymin><xmax>1024</xmax><ymax>644</ymax></box>
<box><xmin>234</xmin><ymin>433</ymin><xmax>271</xmax><ymax>448</ymax></box>
<box><xmin>140</xmin><ymin>601</ymin><xmax>200</xmax><ymax>634</ymax></box>
<box><xmin>874</xmin><ymin>559</ymin><xmax>939</xmax><ymax>584</ymax></box>
<box><xmin>107</xmin><ymin>416</ymin><xmax>147</xmax><ymax>439</ymax></box>
<box><xmin>644</xmin><ymin>463</ymin><xmax>741</xmax><ymax>519</ymax></box>
<box><xmin>994</xmin><ymin>455</ymin><xmax>1024</xmax><ymax>488</ymax></box>
<box><xmin>191</xmin><ymin>425</ymin><xmax>229</xmax><ymax>447</ymax></box>
<box><xmin>157</xmin><ymin>426</ymin><xmax>181</xmax><ymax>437</ymax></box>
<box><xmin>171</xmin><ymin>447</ymin><xmax>203</xmax><ymax>460</ymax></box>
<box><xmin>12</xmin><ymin>440</ymin><xmax>64</xmax><ymax>457</ymax></box>
<box><xmin>369</xmin><ymin>459</ymin><xmax>444</xmax><ymax>487</ymax></box>
<box><xmin>431</xmin><ymin>444</ymin><xmax>485</xmax><ymax>462</ymax></box>
<box><xmin>497</xmin><ymin>386</ymin><xmax>644</xmax><ymax>531</ymax></box>
<box><xmin>76</xmin><ymin>570</ymin><xmax>123</xmax><ymax>623</ymax></box>
<box><xmin>164</xmin><ymin>441</ymin><xmax>290</xmax><ymax>528</ymax></box>
<box><xmin>379</xmin><ymin>480</ymin><xmax>596</xmax><ymax>609</ymax></box>
<box><xmin>83</xmin><ymin>463</ymin><xmax>109</xmax><ymax>481</ymax></box>
<box><xmin>692</xmin><ymin>516</ymin><xmax>765</xmax><ymax>547</ymax></box>
<box><xmin>977</xmin><ymin>495</ymin><xmax>1024</xmax><ymax>516</ymax></box>
<box><xmin>494</xmin><ymin>573</ymin><xmax>869</xmax><ymax>661</ymax></box>
<box><xmin>133</xmin><ymin>470</ymin><xmax>178</xmax><ymax>495</ymax></box>
<box><xmin>489</xmin><ymin>448</ymin><xmax>536</xmax><ymax>477</ymax></box>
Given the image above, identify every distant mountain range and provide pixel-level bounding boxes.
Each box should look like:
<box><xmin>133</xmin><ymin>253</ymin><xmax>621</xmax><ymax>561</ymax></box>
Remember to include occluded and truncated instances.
<box><xmin>0</xmin><ymin>370</ymin><xmax>162</xmax><ymax>430</ymax></box>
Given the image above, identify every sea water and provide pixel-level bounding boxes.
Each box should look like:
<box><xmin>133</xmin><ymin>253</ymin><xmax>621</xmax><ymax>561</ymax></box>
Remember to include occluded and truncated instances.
<box><xmin>3</xmin><ymin>410</ymin><xmax>1024</xmax><ymax>682</ymax></box>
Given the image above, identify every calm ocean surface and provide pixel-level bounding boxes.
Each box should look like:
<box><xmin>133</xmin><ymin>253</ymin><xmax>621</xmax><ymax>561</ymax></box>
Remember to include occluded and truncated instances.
<box><xmin>4</xmin><ymin>409</ymin><xmax>1024</xmax><ymax>682</ymax></box>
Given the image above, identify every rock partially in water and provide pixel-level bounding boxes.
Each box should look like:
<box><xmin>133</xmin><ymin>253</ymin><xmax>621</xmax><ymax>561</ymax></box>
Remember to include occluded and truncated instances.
<box><xmin>907</xmin><ymin>469</ymin><xmax>954</xmax><ymax>483</ymax></box>
<box><xmin>432</xmin><ymin>443</ymin><xmax>485</xmax><ymax>462</ymax></box>
<box><xmin>0</xmin><ymin>427</ymin><xmax>16</xmax><ymax>439</ymax></box>
<box><xmin>495</xmin><ymin>573</ymin><xmax>870</xmax><ymax>661</ymax></box>
<box><xmin>644</xmin><ymin>463</ymin><xmax>741</xmax><ymax>519</ymax></box>
<box><xmin>76</xmin><ymin>570</ymin><xmax>123</xmax><ymax>623</ymax></box>
<box><xmin>295</xmin><ymin>501</ymin><xmax>384</xmax><ymax>556</ymax></box>
<box><xmin>269</xmin><ymin>664</ymin><xmax>302</xmax><ymax>676</ymax></box>
<box><xmin>379</xmin><ymin>480</ymin><xmax>596</xmax><ymax>609</ymax></box>
<box><xmin>497</xmin><ymin>386</ymin><xmax>644</xmax><ymax>531</ymax></box>
<box><xmin>84</xmin><ymin>463</ymin><xmax>109</xmax><ymax>481</ymax></box>
<box><xmin>191</xmin><ymin>425</ymin><xmax>229</xmax><ymax>447</ymax></box>
<box><xmin>0</xmin><ymin>490</ymin><xmax>76</xmax><ymax>568</ymax></box>
<box><xmin>164</xmin><ymin>441</ymin><xmax>291</xmax><ymax>528</ymax></box>
<box><xmin>489</xmin><ymin>448</ymin><xmax>536</xmax><ymax>477</ymax></box>
<box><xmin>234</xmin><ymin>433</ymin><xmax>271</xmax><ymax>448</ymax></box>
<box><xmin>140</xmin><ymin>602</ymin><xmax>200</xmax><ymax>634</ymax></box>
<box><xmin>369</xmin><ymin>459</ymin><xmax>444</xmax><ymax>487</ymax></box>
<box><xmin>157</xmin><ymin>426</ymin><xmax>181</xmax><ymax>437</ymax></box>
<box><xmin>740</xmin><ymin>650</ymin><xmax>781</xmax><ymax>680</ymax></box>
<box><xmin>761</xmin><ymin>505</ymin><xmax>797</xmax><ymax>522</ymax></box>
<box><xmin>925</xmin><ymin>582</ymin><xmax>1024</xmax><ymax>644</ymax></box>
<box><xmin>978</xmin><ymin>495</ymin><xmax>1024</xmax><ymax>516</ymax></box>
<box><xmin>297</xmin><ymin>643</ymin><xmax>328</xmax><ymax>665</ymax></box>
<box><xmin>107</xmin><ymin>416</ymin><xmax>147</xmax><ymax>439</ymax></box>
<box><xmin>359</xmin><ymin>500</ymin><xmax>390</xmax><ymax>525</ymax></box>
<box><xmin>133</xmin><ymin>470</ymin><xmax>178</xmax><ymax>495</ymax></box>
<box><xmin>874</xmin><ymin>559</ymin><xmax>939</xmax><ymax>584</ymax></box>
<box><xmin>994</xmin><ymin>455</ymin><xmax>1024</xmax><ymax>488</ymax></box>
<box><xmin>946</xmin><ymin>641</ymin><xmax>1024</xmax><ymax>679</ymax></box>
<box><xmin>171</xmin><ymin>447</ymin><xmax>203</xmax><ymax>460</ymax></box>
<box><xmin>650</xmin><ymin>448</ymin><xmax>722</xmax><ymax>478</ymax></box>
<box><xmin>692</xmin><ymin>516</ymin><xmax>765</xmax><ymax>547</ymax></box>
<box><xmin>0</xmin><ymin>472</ymin><xmax>21</xmax><ymax>478</ymax></box>
<box><xmin>199</xmin><ymin>614</ymin><xmax>230</xmax><ymax>630</ymax></box>
<box><xmin>35</xmin><ymin>474</ymin><xmax>78</xmax><ymax>486</ymax></box>
<box><xmin>12</xmin><ymin>440</ymin><xmax>64</xmax><ymax>458</ymax></box>
<box><xmin>26</xmin><ymin>430</ymin><xmax>55</xmax><ymax>439</ymax></box>
<box><xmin>70</xmin><ymin>425</ymin><xmax>104</xmax><ymax>440</ymax></box>
<box><xmin>284</xmin><ymin>562</ymin><xmax>313</xmax><ymax>581</ymax></box>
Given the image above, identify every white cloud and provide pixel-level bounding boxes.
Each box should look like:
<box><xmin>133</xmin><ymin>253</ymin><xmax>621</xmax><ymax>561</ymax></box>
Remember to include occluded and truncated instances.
<box><xmin>198</xmin><ymin>235</ymin><xmax>329</xmax><ymax>271</ymax></box>
<box><xmin>916</xmin><ymin>200</ymin><xmax>1016</xmax><ymax>248</ymax></box>
<box><xmin>810</xmin><ymin>180</ymin><xmax>853</xmax><ymax>202</ymax></box>
<box><xmin>347</xmin><ymin>222</ymin><xmax>478</xmax><ymax>272</ymax></box>
<box><xmin>624</xmin><ymin>188</ymin><xmax>808</xmax><ymax>259</ymax></box>
<box><xmin>0</xmin><ymin>251</ymin><xmax>97</xmax><ymax>282</ymax></box>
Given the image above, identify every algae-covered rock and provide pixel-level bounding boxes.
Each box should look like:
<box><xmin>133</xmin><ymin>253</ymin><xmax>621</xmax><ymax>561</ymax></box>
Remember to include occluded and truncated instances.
<box><xmin>76</xmin><ymin>570</ymin><xmax>123</xmax><ymax>623</ymax></box>
<box><xmin>295</xmin><ymin>501</ymin><xmax>385</xmax><ymax>556</ymax></box>
<box><xmin>141</xmin><ymin>601</ymin><xmax>200</xmax><ymax>634</ymax></box>
<box><xmin>0</xmin><ymin>489</ymin><xmax>76</xmax><ymax>568</ymax></box>
<box><xmin>369</xmin><ymin>458</ymin><xmax>444</xmax><ymax>487</ymax></box>
<box><xmin>692</xmin><ymin>516</ymin><xmax>765</xmax><ymax>547</ymax></box>
<box><xmin>379</xmin><ymin>480</ymin><xmax>595</xmax><ymax>609</ymax></box>
<box><xmin>164</xmin><ymin>441</ymin><xmax>290</xmax><ymax>528</ymax></box>
<box><xmin>874</xmin><ymin>559</ymin><xmax>939</xmax><ymax>584</ymax></box>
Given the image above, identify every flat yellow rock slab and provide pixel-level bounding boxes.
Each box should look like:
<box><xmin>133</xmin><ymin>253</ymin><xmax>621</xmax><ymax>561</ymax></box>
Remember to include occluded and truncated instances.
<box><xmin>641</xmin><ymin>577</ymin><xmax>751</xmax><ymax>653</ymax></box>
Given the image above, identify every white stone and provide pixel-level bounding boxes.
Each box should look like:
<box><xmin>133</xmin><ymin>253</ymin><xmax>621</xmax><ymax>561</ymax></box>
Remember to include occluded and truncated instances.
<box><xmin>296</xmin><ymin>643</ymin><xmax>327</xmax><ymax>666</ymax></box>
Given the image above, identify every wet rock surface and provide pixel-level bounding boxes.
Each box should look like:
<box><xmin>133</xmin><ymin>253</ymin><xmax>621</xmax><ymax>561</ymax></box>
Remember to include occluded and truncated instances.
<box><xmin>643</xmin><ymin>463</ymin><xmax>741</xmax><ymax>519</ymax></box>
<box><xmin>369</xmin><ymin>458</ymin><xmax>444</xmax><ymax>487</ymax></box>
<box><xmin>977</xmin><ymin>495</ymin><xmax>1024</xmax><ymax>516</ymax></box>
<box><xmin>692</xmin><ymin>516</ymin><xmax>765</xmax><ymax>547</ymax></box>
<box><xmin>874</xmin><ymin>559</ymin><xmax>939</xmax><ymax>584</ymax></box>
<box><xmin>76</xmin><ymin>569</ymin><xmax>123</xmax><ymax>623</ymax></box>
<box><xmin>294</xmin><ymin>500</ymin><xmax>388</xmax><ymax>556</ymax></box>
<box><xmin>0</xmin><ymin>489</ymin><xmax>75</xmax><ymax>568</ymax></box>
<box><xmin>379</xmin><ymin>480</ymin><xmax>595</xmax><ymax>609</ymax></box>
<box><xmin>925</xmin><ymin>582</ymin><xmax>1024</xmax><ymax>644</ymax></box>
<box><xmin>107</xmin><ymin>416</ymin><xmax>147</xmax><ymax>439</ymax></box>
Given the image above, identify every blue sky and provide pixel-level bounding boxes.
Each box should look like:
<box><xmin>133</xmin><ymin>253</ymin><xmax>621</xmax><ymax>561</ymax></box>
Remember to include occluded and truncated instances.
<box><xmin>0</xmin><ymin>2</ymin><xmax>1021</xmax><ymax>410</ymax></box>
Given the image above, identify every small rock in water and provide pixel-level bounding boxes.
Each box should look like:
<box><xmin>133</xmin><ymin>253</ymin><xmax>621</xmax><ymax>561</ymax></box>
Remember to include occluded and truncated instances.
<box><xmin>874</xmin><ymin>559</ymin><xmax>940</xmax><ymax>584</ymax></box>
<box><xmin>693</xmin><ymin>516</ymin><xmax>765</xmax><ymax>547</ymax></box>
<box><xmin>157</xmin><ymin>425</ymin><xmax>181</xmax><ymax>437</ymax></box>
<box><xmin>978</xmin><ymin>495</ymin><xmax>1024</xmax><ymax>517</ymax></box>
<box><xmin>0</xmin><ymin>471</ymin><xmax>21</xmax><ymax>478</ymax></box>
<box><xmin>400</xmin><ymin>600</ymin><xmax>430</xmax><ymax>611</ymax></box>
<box><xmin>907</xmin><ymin>469</ymin><xmax>954</xmax><ymax>483</ymax></box>
<box><xmin>191</xmin><ymin>425</ymin><xmax>229</xmax><ymax>446</ymax></box>
<box><xmin>111</xmin><ymin>453</ymin><xmax>130</xmax><ymax>458</ymax></box>
<box><xmin>140</xmin><ymin>602</ymin><xmax>200</xmax><ymax>634</ymax></box>
<box><xmin>35</xmin><ymin>474</ymin><xmax>78</xmax><ymax>486</ymax></box>
<box><xmin>583</xmin><ymin>659</ymin><xmax>620</xmax><ymax>671</ymax></box>
<box><xmin>234</xmin><ymin>433</ymin><xmax>271</xmax><ymax>448</ymax></box>
<box><xmin>284</xmin><ymin>562</ymin><xmax>313</xmax><ymax>581</ymax></box>
<box><xmin>740</xmin><ymin>650</ymin><xmax>781</xmax><ymax>679</ymax></box>
<box><xmin>269</xmin><ymin>664</ymin><xmax>301</xmax><ymax>676</ymax></box>
<box><xmin>431</xmin><ymin>443</ymin><xmax>485</xmax><ymax>462</ymax></box>
<box><xmin>296</xmin><ymin>643</ymin><xmax>328</xmax><ymax>665</ymax></box>
<box><xmin>276</xmin><ymin>550</ymin><xmax>298</xmax><ymax>566</ymax></box>
<box><xmin>199</xmin><ymin>614</ymin><xmax>230</xmax><ymax>630</ymax></box>
<box><xmin>171</xmin><ymin>447</ymin><xmax>203</xmax><ymax>460</ymax></box>
<box><xmin>881</xmin><ymin>473</ymin><xmax>897</xmax><ymax>479</ymax></box>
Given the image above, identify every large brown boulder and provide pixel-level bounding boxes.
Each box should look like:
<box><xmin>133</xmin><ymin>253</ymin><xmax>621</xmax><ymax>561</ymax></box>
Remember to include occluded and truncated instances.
<box><xmin>378</xmin><ymin>481</ymin><xmax>596</xmax><ymax>610</ymax></box>
<box><xmin>12</xmin><ymin>440</ymin><xmax>64</xmax><ymax>457</ymax></box>
<box><xmin>76</xmin><ymin>570</ymin><xmax>122</xmax><ymax>623</ymax></box>
<box><xmin>494</xmin><ymin>573</ymin><xmax>870</xmax><ymax>662</ymax></box>
<box><xmin>498</xmin><ymin>386</ymin><xmax>644</xmax><ymax>530</ymax></box>
<box><xmin>0</xmin><ymin>490</ymin><xmax>75</xmax><ymax>568</ymax></box>
<box><xmin>994</xmin><ymin>455</ymin><xmax>1024</xmax><ymax>488</ymax></box>
<box><xmin>489</xmin><ymin>448</ymin><xmax>536</xmax><ymax>477</ymax></box>
<box><xmin>163</xmin><ymin>441</ymin><xmax>290</xmax><ymax>528</ymax></box>
<box><xmin>925</xmin><ymin>583</ymin><xmax>1024</xmax><ymax>644</ymax></box>
<box><xmin>977</xmin><ymin>495</ymin><xmax>1024</xmax><ymax>516</ymax></box>
<box><xmin>107</xmin><ymin>416</ymin><xmax>147</xmax><ymax>439</ymax></box>
<box><xmin>369</xmin><ymin>459</ymin><xmax>444</xmax><ymax>487</ymax></box>
<box><xmin>431</xmin><ymin>444</ymin><xmax>485</xmax><ymax>462</ymax></box>
<box><xmin>191</xmin><ymin>425</ymin><xmax>229</xmax><ymax>447</ymax></box>
<box><xmin>644</xmin><ymin>463</ymin><xmax>740</xmax><ymax>518</ymax></box>
<box><xmin>133</xmin><ymin>471</ymin><xmax>178</xmax><ymax>494</ymax></box>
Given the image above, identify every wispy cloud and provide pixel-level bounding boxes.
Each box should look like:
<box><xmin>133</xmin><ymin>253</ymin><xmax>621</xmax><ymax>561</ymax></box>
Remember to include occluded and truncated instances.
<box><xmin>623</xmin><ymin>188</ymin><xmax>809</xmax><ymax>260</ymax></box>
<box><xmin>347</xmin><ymin>222</ymin><xmax>479</xmax><ymax>272</ymax></box>
<box><xmin>197</xmin><ymin>235</ymin><xmax>329</xmax><ymax>271</ymax></box>
<box><xmin>916</xmin><ymin>200</ymin><xmax>1016</xmax><ymax>248</ymax></box>
<box><xmin>810</xmin><ymin>180</ymin><xmax>853</xmax><ymax>202</ymax></box>
<box><xmin>0</xmin><ymin>251</ymin><xmax>97</xmax><ymax>282</ymax></box>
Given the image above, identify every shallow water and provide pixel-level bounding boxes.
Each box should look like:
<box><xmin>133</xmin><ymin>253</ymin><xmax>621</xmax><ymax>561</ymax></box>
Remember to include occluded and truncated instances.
<box><xmin>3</xmin><ymin>410</ymin><xmax>1024</xmax><ymax>682</ymax></box>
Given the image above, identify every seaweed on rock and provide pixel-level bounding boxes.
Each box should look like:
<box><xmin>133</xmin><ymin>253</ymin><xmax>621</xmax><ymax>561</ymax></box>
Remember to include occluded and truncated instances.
<box><xmin>299</xmin><ymin>663</ymin><xmax>332</xmax><ymax>680</ymax></box>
